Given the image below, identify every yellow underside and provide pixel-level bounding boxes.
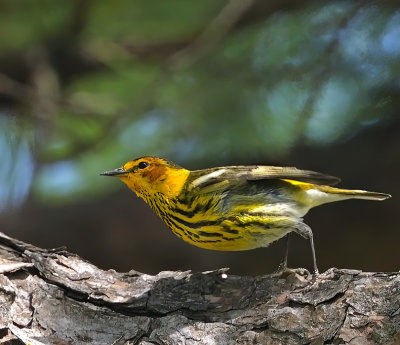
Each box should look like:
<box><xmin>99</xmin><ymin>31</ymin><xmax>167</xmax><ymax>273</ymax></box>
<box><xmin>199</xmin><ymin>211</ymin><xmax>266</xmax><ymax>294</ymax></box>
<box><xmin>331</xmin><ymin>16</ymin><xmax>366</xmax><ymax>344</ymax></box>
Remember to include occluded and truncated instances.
<box><xmin>179</xmin><ymin>225</ymin><xmax>291</xmax><ymax>251</ymax></box>
<box><xmin>166</xmin><ymin>204</ymin><xmax>298</xmax><ymax>251</ymax></box>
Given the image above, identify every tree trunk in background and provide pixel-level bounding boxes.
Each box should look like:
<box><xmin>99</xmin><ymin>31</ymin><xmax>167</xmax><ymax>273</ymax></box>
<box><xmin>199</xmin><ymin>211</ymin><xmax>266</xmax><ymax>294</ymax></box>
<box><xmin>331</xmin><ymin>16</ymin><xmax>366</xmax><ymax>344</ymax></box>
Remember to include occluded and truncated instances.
<box><xmin>0</xmin><ymin>232</ymin><xmax>399</xmax><ymax>345</ymax></box>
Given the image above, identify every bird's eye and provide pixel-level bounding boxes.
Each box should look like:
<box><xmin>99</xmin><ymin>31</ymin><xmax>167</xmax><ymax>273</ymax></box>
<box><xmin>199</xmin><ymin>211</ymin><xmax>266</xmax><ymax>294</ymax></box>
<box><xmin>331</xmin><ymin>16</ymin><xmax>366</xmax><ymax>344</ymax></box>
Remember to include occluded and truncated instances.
<box><xmin>138</xmin><ymin>161</ymin><xmax>149</xmax><ymax>169</ymax></box>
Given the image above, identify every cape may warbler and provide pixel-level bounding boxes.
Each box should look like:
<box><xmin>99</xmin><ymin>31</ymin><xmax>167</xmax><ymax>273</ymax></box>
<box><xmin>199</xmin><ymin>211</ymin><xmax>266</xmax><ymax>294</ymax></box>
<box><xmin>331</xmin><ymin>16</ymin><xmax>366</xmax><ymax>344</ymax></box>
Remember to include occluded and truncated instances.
<box><xmin>101</xmin><ymin>156</ymin><xmax>390</xmax><ymax>274</ymax></box>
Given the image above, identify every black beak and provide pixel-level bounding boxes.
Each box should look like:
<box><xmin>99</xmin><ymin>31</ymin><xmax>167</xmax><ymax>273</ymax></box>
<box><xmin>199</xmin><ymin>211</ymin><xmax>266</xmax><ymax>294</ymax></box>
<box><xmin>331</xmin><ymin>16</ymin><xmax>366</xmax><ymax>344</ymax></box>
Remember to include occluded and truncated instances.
<box><xmin>100</xmin><ymin>167</ymin><xmax>127</xmax><ymax>176</ymax></box>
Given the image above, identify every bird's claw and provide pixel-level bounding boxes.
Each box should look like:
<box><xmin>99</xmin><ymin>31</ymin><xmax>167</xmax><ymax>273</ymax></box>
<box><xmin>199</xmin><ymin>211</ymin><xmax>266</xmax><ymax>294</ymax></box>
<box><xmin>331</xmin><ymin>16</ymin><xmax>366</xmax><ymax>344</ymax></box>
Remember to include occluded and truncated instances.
<box><xmin>263</xmin><ymin>266</ymin><xmax>311</xmax><ymax>278</ymax></box>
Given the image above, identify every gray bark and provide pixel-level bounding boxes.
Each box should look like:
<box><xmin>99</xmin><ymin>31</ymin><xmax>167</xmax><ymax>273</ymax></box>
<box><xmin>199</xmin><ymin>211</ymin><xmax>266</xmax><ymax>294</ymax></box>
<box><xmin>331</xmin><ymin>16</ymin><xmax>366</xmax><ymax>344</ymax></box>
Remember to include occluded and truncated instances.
<box><xmin>0</xmin><ymin>232</ymin><xmax>399</xmax><ymax>345</ymax></box>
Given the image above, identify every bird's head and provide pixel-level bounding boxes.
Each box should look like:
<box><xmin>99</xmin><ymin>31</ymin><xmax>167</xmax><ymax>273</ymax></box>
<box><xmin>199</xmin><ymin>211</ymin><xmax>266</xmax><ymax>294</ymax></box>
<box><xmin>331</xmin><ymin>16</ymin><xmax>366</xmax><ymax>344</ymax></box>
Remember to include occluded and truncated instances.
<box><xmin>101</xmin><ymin>156</ymin><xmax>190</xmax><ymax>199</ymax></box>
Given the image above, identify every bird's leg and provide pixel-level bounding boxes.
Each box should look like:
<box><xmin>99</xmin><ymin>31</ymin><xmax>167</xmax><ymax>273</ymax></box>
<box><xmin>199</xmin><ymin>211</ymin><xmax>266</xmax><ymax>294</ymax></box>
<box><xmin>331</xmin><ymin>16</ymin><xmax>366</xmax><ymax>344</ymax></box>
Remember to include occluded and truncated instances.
<box><xmin>294</xmin><ymin>222</ymin><xmax>319</xmax><ymax>275</ymax></box>
<box><xmin>265</xmin><ymin>233</ymin><xmax>310</xmax><ymax>278</ymax></box>
<box><xmin>276</xmin><ymin>233</ymin><xmax>290</xmax><ymax>271</ymax></box>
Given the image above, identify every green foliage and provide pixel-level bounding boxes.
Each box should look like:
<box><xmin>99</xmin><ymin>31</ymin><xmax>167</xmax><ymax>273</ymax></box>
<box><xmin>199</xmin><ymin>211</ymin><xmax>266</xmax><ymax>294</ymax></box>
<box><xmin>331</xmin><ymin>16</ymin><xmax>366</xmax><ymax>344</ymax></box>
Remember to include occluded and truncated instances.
<box><xmin>0</xmin><ymin>1</ymin><xmax>73</xmax><ymax>53</ymax></box>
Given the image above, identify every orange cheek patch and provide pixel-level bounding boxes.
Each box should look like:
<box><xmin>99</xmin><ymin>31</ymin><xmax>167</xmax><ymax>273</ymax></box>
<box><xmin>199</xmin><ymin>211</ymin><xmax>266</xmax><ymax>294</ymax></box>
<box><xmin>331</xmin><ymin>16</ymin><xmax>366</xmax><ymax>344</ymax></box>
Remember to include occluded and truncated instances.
<box><xmin>142</xmin><ymin>166</ymin><xmax>167</xmax><ymax>183</ymax></box>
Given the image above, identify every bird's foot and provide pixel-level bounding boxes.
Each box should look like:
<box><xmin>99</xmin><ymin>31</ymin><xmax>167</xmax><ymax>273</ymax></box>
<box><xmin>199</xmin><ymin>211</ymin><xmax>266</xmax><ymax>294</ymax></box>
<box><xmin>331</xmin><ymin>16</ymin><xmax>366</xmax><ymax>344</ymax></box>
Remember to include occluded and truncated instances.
<box><xmin>264</xmin><ymin>266</ymin><xmax>311</xmax><ymax>279</ymax></box>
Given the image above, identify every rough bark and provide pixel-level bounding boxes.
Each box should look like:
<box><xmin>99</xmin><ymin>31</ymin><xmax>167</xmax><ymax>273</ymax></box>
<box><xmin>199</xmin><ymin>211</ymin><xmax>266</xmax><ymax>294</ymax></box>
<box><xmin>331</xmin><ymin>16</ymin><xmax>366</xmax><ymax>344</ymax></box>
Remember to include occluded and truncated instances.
<box><xmin>0</xmin><ymin>232</ymin><xmax>398</xmax><ymax>345</ymax></box>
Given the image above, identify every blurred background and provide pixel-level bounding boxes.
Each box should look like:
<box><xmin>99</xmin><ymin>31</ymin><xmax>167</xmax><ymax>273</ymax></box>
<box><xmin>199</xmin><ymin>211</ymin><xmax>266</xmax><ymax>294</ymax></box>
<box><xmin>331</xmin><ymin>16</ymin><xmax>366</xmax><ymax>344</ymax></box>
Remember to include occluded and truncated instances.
<box><xmin>0</xmin><ymin>0</ymin><xmax>398</xmax><ymax>275</ymax></box>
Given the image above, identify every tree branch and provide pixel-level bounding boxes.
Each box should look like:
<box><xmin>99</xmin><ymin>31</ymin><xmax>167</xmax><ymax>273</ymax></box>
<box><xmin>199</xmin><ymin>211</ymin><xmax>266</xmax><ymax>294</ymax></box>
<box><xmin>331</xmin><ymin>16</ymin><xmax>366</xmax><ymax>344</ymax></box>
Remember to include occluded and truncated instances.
<box><xmin>0</xmin><ymin>232</ymin><xmax>399</xmax><ymax>345</ymax></box>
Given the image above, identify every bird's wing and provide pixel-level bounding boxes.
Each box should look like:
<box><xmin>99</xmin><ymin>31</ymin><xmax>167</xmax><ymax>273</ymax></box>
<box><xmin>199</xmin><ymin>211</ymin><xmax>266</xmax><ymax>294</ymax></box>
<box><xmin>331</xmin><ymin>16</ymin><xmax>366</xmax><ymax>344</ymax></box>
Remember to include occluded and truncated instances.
<box><xmin>187</xmin><ymin>165</ymin><xmax>340</xmax><ymax>193</ymax></box>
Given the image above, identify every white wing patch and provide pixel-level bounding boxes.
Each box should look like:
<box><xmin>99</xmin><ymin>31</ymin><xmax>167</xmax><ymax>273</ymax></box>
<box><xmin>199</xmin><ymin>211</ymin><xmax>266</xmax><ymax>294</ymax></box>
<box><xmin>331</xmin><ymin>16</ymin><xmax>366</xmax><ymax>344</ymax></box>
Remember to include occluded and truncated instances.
<box><xmin>189</xmin><ymin>169</ymin><xmax>226</xmax><ymax>189</ymax></box>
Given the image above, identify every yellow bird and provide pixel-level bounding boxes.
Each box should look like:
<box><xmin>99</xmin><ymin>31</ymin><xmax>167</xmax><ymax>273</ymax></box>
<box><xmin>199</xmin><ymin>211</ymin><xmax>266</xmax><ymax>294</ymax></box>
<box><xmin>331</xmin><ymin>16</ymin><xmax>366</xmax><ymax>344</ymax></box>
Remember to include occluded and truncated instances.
<box><xmin>101</xmin><ymin>156</ymin><xmax>390</xmax><ymax>274</ymax></box>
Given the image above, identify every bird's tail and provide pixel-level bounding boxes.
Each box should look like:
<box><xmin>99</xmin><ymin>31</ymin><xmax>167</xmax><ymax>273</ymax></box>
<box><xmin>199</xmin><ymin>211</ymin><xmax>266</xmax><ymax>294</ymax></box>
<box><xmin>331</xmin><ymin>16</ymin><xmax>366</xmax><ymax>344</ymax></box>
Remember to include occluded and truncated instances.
<box><xmin>282</xmin><ymin>179</ymin><xmax>391</xmax><ymax>207</ymax></box>
<box><xmin>310</xmin><ymin>185</ymin><xmax>391</xmax><ymax>206</ymax></box>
